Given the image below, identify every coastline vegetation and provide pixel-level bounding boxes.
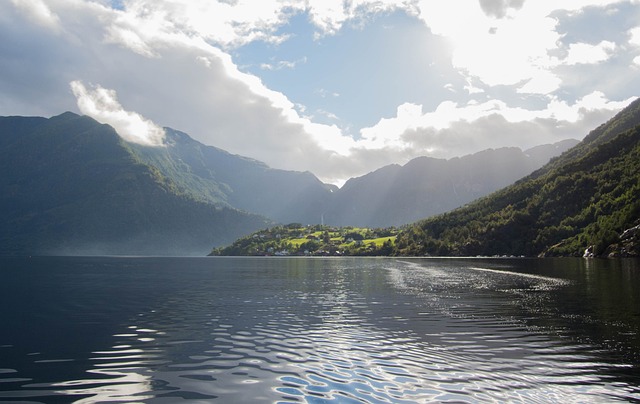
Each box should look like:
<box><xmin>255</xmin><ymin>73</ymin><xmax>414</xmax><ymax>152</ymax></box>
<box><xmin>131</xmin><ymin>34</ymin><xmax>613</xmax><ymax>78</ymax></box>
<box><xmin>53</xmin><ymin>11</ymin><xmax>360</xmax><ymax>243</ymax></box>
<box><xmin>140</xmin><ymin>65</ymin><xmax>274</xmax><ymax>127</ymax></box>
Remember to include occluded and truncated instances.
<box><xmin>214</xmin><ymin>99</ymin><xmax>640</xmax><ymax>259</ymax></box>
<box><xmin>210</xmin><ymin>224</ymin><xmax>397</xmax><ymax>256</ymax></box>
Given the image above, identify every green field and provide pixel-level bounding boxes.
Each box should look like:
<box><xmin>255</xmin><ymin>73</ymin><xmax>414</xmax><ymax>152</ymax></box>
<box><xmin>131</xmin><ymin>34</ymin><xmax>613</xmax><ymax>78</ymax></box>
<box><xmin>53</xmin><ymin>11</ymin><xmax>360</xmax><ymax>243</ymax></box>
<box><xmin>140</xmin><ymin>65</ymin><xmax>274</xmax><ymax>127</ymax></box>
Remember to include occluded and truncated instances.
<box><xmin>212</xmin><ymin>224</ymin><xmax>398</xmax><ymax>256</ymax></box>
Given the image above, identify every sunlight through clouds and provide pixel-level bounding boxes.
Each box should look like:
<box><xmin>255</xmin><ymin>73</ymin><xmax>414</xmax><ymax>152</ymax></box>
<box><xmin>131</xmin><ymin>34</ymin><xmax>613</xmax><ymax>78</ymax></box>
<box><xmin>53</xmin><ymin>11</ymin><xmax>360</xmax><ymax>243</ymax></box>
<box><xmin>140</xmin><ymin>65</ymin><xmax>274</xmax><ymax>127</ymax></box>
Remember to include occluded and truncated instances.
<box><xmin>416</xmin><ymin>0</ymin><xmax>561</xmax><ymax>91</ymax></box>
<box><xmin>1</xmin><ymin>0</ymin><xmax>639</xmax><ymax>184</ymax></box>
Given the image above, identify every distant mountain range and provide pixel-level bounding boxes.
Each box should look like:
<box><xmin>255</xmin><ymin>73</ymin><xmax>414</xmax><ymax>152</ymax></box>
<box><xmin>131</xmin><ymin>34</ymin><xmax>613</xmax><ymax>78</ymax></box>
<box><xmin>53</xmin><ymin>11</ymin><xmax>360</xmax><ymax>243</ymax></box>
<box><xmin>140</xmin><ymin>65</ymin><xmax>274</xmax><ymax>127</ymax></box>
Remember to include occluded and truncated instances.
<box><xmin>0</xmin><ymin>111</ymin><xmax>577</xmax><ymax>255</ymax></box>
<box><xmin>323</xmin><ymin>140</ymin><xmax>577</xmax><ymax>227</ymax></box>
<box><xmin>395</xmin><ymin>97</ymin><xmax>640</xmax><ymax>257</ymax></box>
<box><xmin>130</xmin><ymin>124</ymin><xmax>576</xmax><ymax>229</ymax></box>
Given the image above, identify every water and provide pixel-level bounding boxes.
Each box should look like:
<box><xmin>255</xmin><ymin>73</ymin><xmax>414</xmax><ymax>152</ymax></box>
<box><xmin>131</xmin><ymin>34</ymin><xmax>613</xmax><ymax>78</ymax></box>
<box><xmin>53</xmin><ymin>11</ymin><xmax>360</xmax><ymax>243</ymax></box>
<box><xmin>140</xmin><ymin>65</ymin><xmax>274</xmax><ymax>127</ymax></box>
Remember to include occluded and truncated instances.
<box><xmin>0</xmin><ymin>256</ymin><xmax>638</xmax><ymax>403</ymax></box>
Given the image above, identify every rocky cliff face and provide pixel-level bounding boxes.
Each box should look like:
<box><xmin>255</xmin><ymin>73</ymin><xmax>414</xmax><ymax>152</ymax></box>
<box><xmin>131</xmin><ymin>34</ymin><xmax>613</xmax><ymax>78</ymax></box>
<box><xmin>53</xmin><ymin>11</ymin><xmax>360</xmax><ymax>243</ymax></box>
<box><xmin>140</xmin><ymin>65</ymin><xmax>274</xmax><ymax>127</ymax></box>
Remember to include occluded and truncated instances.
<box><xmin>605</xmin><ymin>224</ymin><xmax>640</xmax><ymax>257</ymax></box>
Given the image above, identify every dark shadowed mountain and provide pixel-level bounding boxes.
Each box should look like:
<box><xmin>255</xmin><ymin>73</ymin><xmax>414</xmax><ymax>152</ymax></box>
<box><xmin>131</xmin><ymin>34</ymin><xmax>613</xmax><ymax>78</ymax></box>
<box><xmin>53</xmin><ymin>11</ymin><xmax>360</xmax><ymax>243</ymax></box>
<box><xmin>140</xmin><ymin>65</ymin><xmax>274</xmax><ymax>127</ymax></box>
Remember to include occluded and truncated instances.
<box><xmin>394</xmin><ymin>97</ymin><xmax>640</xmax><ymax>257</ymax></box>
<box><xmin>0</xmin><ymin>112</ymin><xmax>270</xmax><ymax>256</ymax></box>
<box><xmin>323</xmin><ymin>140</ymin><xmax>578</xmax><ymax>227</ymax></box>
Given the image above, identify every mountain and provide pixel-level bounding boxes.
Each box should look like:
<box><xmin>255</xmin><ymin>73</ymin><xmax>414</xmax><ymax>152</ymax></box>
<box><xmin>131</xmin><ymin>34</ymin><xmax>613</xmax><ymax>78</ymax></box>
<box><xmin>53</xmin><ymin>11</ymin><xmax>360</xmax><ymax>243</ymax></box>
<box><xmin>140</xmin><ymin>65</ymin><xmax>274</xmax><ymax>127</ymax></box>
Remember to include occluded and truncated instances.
<box><xmin>394</xmin><ymin>98</ymin><xmax>640</xmax><ymax>257</ymax></box>
<box><xmin>0</xmin><ymin>110</ymin><xmax>584</xmax><ymax>256</ymax></box>
<box><xmin>323</xmin><ymin>140</ymin><xmax>578</xmax><ymax>227</ymax></box>
<box><xmin>128</xmin><ymin>126</ymin><xmax>575</xmax><ymax>229</ymax></box>
<box><xmin>128</xmin><ymin>128</ymin><xmax>334</xmax><ymax>224</ymax></box>
<box><xmin>0</xmin><ymin>112</ymin><xmax>270</xmax><ymax>256</ymax></box>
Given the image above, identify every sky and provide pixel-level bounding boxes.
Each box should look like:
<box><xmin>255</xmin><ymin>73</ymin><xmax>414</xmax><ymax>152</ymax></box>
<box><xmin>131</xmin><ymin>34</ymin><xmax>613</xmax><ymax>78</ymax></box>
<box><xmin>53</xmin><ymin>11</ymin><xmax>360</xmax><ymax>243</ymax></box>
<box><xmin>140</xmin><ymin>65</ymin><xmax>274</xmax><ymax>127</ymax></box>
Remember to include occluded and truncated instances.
<box><xmin>1</xmin><ymin>0</ymin><xmax>639</xmax><ymax>185</ymax></box>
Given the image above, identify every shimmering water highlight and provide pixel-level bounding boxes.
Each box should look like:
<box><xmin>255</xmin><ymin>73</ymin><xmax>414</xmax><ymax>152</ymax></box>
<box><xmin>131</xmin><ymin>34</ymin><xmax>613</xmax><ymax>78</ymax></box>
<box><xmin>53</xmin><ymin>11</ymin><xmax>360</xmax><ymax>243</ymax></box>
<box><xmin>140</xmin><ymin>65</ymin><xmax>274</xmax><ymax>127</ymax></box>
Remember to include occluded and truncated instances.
<box><xmin>0</xmin><ymin>256</ymin><xmax>638</xmax><ymax>402</ymax></box>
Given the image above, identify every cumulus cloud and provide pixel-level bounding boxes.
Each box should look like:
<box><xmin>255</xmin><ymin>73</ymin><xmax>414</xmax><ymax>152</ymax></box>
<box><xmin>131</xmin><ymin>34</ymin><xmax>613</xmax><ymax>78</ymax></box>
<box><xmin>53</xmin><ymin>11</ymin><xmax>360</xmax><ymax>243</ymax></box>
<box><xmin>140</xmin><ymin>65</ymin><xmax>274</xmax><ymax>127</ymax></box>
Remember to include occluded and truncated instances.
<box><xmin>416</xmin><ymin>1</ymin><xmax>561</xmax><ymax>92</ymax></box>
<box><xmin>563</xmin><ymin>41</ymin><xmax>616</xmax><ymax>65</ymax></box>
<box><xmin>631</xmin><ymin>26</ymin><xmax>640</xmax><ymax>45</ymax></box>
<box><xmin>9</xmin><ymin>0</ymin><xmax>61</xmax><ymax>32</ymax></box>
<box><xmin>355</xmin><ymin>92</ymin><xmax>637</xmax><ymax>158</ymax></box>
<box><xmin>478</xmin><ymin>0</ymin><xmax>525</xmax><ymax>18</ymax></box>
<box><xmin>1</xmin><ymin>0</ymin><xmax>639</xmax><ymax>185</ymax></box>
<box><xmin>70</xmin><ymin>81</ymin><xmax>165</xmax><ymax>146</ymax></box>
<box><xmin>414</xmin><ymin>0</ymin><xmax>633</xmax><ymax>93</ymax></box>
<box><xmin>305</xmin><ymin>0</ymin><xmax>416</xmax><ymax>36</ymax></box>
<box><xmin>630</xmin><ymin>26</ymin><xmax>640</xmax><ymax>66</ymax></box>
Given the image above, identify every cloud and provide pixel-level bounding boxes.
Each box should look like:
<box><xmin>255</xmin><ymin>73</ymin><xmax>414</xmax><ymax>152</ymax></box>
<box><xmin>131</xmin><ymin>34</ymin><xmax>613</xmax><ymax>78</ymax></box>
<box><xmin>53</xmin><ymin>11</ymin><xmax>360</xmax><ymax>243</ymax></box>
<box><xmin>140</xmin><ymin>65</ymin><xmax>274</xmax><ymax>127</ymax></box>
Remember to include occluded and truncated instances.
<box><xmin>630</xmin><ymin>26</ymin><xmax>640</xmax><ymax>66</ymax></box>
<box><xmin>631</xmin><ymin>26</ymin><xmax>640</xmax><ymax>45</ymax></box>
<box><xmin>415</xmin><ymin>1</ymin><xmax>561</xmax><ymax>92</ymax></box>
<box><xmin>104</xmin><ymin>23</ymin><xmax>157</xmax><ymax>58</ymax></box>
<box><xmin>117</xmin><ymin>0</ymin><xmax>293</xmax><ymax>48</ymax></box>
<box><xmin>478</xmin><ymin>0</ymin><xmax>525</xmax><ymax>18</ymax></box>
<box><xmin>1</xmin><ymin>0</ymin><xmax>639</xmax><ymax>186</ymax></box>
<box><xmin>414</xmin><ymin>0</ymin><xmax>633</xmax><ymax>94</ymax></box>
<box><xmin>260</xmin><ymin>57</ymin><xmax>307</xmax><ymax>71</ymax></box>
<box><xmin>563</xmin><ymin>41</ymin><xmax>616</xmax><ymax>65</ymax></box>
<box><xmin>0</xmin><ymin>1</ymin><xmax>333</xmax><ymax>167</ymax></box>
<box><xmin>9</xmin><ymin>0</ymin><xmax>61</xmax><ymax>32</ymax></box>
<box><xmin>305</xmin><ymin>0</ymin><xmax>415</xmax><ymax>36</ymax></box>
<box><xmin>356</xmin><ymin>92</ymin><xmax>637</xmax><ymax>158</ymax></box>
<box><xmin>70</xmin><ymin>81</ymin><xmax>165</xmax><ymax>146</ymax></box>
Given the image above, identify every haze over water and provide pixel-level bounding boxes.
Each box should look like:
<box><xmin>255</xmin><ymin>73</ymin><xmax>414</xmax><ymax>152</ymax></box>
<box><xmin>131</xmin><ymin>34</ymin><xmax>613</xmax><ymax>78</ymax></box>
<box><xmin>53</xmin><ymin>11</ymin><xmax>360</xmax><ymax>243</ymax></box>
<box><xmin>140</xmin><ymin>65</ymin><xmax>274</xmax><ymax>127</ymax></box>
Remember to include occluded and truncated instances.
<box><xmin>0</xmin><ymin>256</ymin><xmax>639</xmax><ymax>402</ymax></box>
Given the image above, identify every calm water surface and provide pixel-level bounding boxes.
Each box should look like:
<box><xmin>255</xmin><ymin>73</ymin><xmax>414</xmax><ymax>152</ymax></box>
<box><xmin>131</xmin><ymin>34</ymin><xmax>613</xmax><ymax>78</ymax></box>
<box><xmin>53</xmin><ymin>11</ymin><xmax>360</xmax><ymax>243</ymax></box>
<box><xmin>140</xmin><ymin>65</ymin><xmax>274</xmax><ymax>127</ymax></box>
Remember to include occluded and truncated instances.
<box><xmin>0</xmin><ymin>256</ymin><xmax>639</xmax><ymax>403</ymax></box>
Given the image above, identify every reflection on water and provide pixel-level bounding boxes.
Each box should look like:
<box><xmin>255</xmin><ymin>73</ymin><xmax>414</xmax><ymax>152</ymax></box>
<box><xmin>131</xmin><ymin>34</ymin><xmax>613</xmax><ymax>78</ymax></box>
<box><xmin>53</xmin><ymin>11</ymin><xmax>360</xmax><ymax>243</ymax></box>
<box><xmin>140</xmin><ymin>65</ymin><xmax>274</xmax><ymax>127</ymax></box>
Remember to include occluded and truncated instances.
<box><xmin>0</xmin><ymin>256</ymin><xmax>638</xmax><ymax>402</ymax></box>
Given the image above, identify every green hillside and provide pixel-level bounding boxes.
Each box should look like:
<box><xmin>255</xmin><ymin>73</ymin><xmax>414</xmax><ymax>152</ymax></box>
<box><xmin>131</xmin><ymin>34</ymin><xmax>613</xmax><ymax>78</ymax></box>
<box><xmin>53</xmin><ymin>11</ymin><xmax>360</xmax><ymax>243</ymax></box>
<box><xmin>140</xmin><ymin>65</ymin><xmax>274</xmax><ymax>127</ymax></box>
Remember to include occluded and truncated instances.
<box><xmin>0</xmin><ymin>112</ymin><xmax>270</xmax><ymax>255</ymax></box>
<box><xmin>394</xmin><ymin>98</ymin><xmax>640</xmax><ymax>258</ymax></box>
<box><xmin>211</xmin><ymin>224</ymin><xmax>397</xmax><ymax>256</ymax></box>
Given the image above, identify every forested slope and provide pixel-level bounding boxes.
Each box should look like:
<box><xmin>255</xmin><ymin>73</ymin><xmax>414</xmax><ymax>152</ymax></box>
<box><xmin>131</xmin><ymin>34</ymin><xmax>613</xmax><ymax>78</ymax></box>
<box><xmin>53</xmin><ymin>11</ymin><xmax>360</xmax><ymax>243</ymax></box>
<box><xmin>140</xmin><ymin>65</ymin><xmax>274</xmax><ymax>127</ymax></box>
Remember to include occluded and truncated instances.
<box><xmin>394</xmin><ymin>98</ymin><xmax>640</xmax><ymax>257</ymax></box>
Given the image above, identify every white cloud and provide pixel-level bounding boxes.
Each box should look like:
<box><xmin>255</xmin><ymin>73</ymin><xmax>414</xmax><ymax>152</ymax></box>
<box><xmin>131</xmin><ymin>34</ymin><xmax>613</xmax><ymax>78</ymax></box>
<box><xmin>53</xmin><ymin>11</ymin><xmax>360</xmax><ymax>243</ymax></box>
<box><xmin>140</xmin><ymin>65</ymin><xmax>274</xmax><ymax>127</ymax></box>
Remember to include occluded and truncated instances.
<box><xmin>631</xmin><ymin>26</ymin><xmax>640</xmax><ymax>45</ymax></box>
<box><xmin>356</xmin><ymin>92</ymin><xmax>637</xmax><ymax>158</ymax></box>
<box><xmin>478</xmin><ymin>0</ymin><xmax>525</xmax><ymax>18</ymax></box>
<box><xmin>563</xmin><ymin>41</ymin><xmax>616</xmax><ymax>65</ymax></box>
<box><xmin>116</xmin><ymin>0</ymin><xmax>294</xmax><ymax>48</ymax></box>
<box><xmin>104</xmin><ymin>24</ymin><xmax>157</xmax><ymax>57</ymax></box>
<box><xmin>70</xmin><ymin>81</ymin><xmax>166</xmax><ymax>146</ymax></box>
<box><xmin>359</xmin><ymin>103</ymin><xmax>424</xmax><ymax>149</ymax></box>
<box><xmin>413</xmin><ymin>1</ymin><xmax>633</xmax><ymax>94</ymax></box>
<box><xmin>2</xmin><ymin>0</ymin><xmax>639</xmax><ymax>185</ymax></box>
<box><xmin>306</xmin><ymin>0</ymin><xmax>348</xmax><ymax>36</ymax></box>
<box><xmin>630</xmin><ymin>26</ymin><xmax>640</xmax><ymax>66</ymax></box>
<box><xmin>10</xmin><ymin>0</ymin><xmax>61</xmax><ymax>32</ymax></box>
<box><xmin>415</xmin><ymin>0</ymin><xmax>562</xmax><ymax>92</ymax></box>
<box><xmin>305</xmin><ymin>0</ymin><xmax>416</xmax><ymax>37</ymax></box>
<box><xmin>260</xmin><ymin>57</ymin><xmax>307</xmax><ymax>71</ymax></box>
<box><xmin>110</xmin><ymin>0</ymin><xmax>412</xmax><ymax>47</ymax></box>
<box><xmin>518</xmin><ymin>70</ymin><xmax>562</xmax><ymax>94</ymax></box>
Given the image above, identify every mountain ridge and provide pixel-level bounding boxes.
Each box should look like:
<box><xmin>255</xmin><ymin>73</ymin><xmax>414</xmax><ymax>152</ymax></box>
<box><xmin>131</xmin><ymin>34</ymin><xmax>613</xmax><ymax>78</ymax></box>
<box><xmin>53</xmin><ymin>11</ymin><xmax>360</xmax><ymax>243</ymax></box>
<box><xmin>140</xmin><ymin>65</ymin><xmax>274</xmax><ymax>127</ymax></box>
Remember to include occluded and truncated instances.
<box><xmin>323</xmin><ymin>140</ymin><xmax>578</xmax><ymax>227</ymax></box>
<box><xmin>0</xmin><ymin>110</ymin><xmax>584</xmax><ymax>255</ymax></box>
<box><xmin>0</xmin><ymin>112</ymin><xmax>271</xmax><ymax>255</ymax></box>
<box><xmin>394</xmin><ymin>97</ymin><xmax>640</xmax><ymax>257</ymax></box>
<box><xmin>128</xmin><ymin>117</ymin><xmax>575</xmax><ymax>228</ymax></box>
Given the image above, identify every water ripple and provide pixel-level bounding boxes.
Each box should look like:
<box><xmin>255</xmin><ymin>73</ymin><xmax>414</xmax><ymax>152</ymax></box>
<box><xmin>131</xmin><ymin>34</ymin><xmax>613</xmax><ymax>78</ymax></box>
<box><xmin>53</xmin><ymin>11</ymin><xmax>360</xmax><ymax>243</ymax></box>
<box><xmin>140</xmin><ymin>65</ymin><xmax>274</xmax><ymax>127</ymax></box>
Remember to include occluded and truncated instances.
<box><xmin>1</xmin><ymin>257</ymin><xmax>639</xmax><ymax>402</ymax></box>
